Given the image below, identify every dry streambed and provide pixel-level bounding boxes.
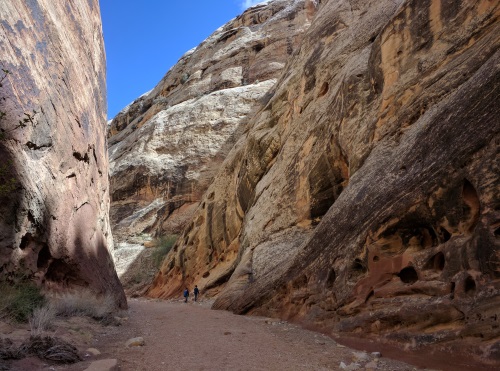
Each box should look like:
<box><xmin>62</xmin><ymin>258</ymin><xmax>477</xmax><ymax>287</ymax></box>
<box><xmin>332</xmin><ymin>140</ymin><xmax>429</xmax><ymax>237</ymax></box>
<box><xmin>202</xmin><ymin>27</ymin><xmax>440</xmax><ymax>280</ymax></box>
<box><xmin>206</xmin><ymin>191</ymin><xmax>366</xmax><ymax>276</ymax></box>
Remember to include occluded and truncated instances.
<box><xmin>2</xmin><ymin>298</ymin><xmax>431</xmax><ymax>371</ymax></box>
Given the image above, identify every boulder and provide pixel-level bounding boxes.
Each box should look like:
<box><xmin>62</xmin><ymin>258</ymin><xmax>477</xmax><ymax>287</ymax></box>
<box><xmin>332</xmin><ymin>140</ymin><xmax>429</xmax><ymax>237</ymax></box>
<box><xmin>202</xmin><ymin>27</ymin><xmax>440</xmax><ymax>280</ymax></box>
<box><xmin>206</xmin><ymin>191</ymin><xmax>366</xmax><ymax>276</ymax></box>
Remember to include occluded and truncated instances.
<box><xmin>125</xmin><ymin>337</ymin><xmax>145</xmax><ymax>347</ymax></box>
<box><xmin>85</xmin><ymin>348</ymin><xmax>101</xmax><ymax>356</ymax></box>
<box><xmin>84</xmin><ymin>359</ymin><xmax>118</xmax><ymax>371</ymax></box>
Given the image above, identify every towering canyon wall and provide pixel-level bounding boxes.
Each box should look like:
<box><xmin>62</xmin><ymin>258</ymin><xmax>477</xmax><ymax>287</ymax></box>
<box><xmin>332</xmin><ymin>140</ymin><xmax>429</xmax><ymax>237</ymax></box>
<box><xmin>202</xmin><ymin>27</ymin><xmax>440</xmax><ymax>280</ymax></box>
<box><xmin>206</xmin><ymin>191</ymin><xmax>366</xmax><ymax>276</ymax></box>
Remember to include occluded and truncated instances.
<box><xmin>148</xmin><ymin>0</ymin><xmax>500</xmax><ymax>362</ymax></box>
<box><xmin>108</xmin><ymin>0</ymin><xmax>314</xmax><ymax>245</ymax></box>
<box><xmin>0</xmin><ymin>0</ymin><xmax>126</xmax><ymax>307</ymax></box>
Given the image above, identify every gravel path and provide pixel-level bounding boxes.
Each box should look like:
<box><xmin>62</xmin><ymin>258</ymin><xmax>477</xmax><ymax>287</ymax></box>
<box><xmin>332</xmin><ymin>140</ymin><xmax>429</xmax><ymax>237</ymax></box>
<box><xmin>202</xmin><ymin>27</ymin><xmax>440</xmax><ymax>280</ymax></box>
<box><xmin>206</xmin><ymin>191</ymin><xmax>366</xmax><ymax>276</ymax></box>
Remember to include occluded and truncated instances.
<box><xmin>90</xmin><ymin>298</ymin><xmax>421</xmax><ymax>371</ymax></box>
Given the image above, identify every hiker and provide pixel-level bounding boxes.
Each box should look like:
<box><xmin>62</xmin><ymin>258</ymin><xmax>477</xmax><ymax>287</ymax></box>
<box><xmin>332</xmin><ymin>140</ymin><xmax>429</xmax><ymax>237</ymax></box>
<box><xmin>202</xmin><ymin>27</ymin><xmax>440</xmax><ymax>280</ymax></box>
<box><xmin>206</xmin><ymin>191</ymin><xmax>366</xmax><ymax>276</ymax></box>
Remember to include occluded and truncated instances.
<box><xmin>193</xmin><ymin>285</ymin><xmax>199</xmax><ymax>302</ymax></box>
<box><xmin>183</xmin><ymin>288</ymin><xmax>189</xmax><ymax>303</ymax></box>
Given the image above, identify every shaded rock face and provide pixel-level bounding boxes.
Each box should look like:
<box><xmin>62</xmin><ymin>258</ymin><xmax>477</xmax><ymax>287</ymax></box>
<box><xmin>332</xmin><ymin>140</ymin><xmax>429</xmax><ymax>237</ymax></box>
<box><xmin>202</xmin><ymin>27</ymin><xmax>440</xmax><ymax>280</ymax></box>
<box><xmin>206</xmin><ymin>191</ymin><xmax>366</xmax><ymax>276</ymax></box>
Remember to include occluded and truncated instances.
<box><xmin>107</xmin><ymin>0</ymin><xmax>313</xmax><ymax>244</ymax></box>
<box><xmin>0</xmin><ymin>0</ymin><xmax>126</xmax><ymax>307</ymax></box>
<box><xmin>150</xmin><ymin>0</ymin><xmax>500</xmax><ymax>362</ymax></box>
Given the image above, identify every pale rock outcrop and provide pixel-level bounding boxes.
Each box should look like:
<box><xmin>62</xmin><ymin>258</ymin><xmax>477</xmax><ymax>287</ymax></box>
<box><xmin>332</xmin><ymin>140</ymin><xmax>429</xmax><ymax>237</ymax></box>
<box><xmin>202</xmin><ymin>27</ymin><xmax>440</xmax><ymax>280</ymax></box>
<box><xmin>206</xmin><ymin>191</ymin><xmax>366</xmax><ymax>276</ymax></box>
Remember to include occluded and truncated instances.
<box><xmin>125</xmin><ymin>337</ymin><xmax>145</xmax><ymax>348</ymax></box>
<box><xmin>150</xmin><ymin>0</ymin><xmax>500</xmax><ymax>363</ymax></box>
<box><xmin>0</xmin><ymin>0</ymin><xmax>126</xmax><ymax>307</ymax></box>
<box><xmin>108</xmin><ymin>0</ymin><xmax>314</xmax><ymax>245</ymax></box>
<box><xmin>84</xmin><ymin>359</ymin><xmax>118</xmax><ymax>371</ymax></box>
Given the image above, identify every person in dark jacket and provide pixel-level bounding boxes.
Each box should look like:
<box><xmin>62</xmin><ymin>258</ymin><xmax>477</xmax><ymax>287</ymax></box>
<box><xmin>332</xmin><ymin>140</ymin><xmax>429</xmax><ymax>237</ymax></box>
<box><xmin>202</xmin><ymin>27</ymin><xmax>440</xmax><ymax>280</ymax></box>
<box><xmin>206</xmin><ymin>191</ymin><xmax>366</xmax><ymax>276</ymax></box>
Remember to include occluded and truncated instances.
<box><xmin>183</xmin><ymin>288</ymin><xmax>189</xmax><ymax>303</ymax></box>
<box><xmin>193</xmin><ymin>285</ymin><xmax>200</xmax><ymax>302</ymax></box>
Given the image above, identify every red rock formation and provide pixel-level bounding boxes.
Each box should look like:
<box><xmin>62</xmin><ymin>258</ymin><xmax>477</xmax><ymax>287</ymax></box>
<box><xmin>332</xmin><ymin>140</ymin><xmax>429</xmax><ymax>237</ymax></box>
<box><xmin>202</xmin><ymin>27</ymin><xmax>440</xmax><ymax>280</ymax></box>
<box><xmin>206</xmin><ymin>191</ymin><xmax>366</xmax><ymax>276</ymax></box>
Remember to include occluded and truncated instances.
<box><xmin>0</xmin><ymin>0</ymin><xmax>126</xmax><ymax>307</ymax></box>
<box><xmin>149</xmin><ymin>0</ymin><xmax>500</xmax><ymax>363</ymax></box>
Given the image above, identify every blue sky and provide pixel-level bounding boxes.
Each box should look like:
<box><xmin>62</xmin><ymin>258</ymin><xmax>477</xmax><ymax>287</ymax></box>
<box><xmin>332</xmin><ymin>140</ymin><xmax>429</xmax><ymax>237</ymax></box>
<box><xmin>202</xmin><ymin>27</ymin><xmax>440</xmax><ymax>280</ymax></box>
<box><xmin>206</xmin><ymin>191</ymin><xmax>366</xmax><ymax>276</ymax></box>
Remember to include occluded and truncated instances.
<box><xmin>100</xmin><ymin>1</ymin><xmax>267</xmax><ymax>119</ymax></box>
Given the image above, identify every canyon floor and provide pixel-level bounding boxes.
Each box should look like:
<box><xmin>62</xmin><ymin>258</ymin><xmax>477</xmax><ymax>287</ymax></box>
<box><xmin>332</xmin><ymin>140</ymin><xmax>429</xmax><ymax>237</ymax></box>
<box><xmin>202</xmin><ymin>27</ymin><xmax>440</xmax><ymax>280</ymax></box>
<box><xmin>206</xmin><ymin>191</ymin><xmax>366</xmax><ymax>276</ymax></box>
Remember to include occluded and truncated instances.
<box><xmin>5</xmin><ymin>297</ymin><xmax>496</xmax><ymax>371</ymax></box>
<box><xmin>85</xmin><ymin>298</ymin><xmax>415</xmax><ymax>371</ymax></box>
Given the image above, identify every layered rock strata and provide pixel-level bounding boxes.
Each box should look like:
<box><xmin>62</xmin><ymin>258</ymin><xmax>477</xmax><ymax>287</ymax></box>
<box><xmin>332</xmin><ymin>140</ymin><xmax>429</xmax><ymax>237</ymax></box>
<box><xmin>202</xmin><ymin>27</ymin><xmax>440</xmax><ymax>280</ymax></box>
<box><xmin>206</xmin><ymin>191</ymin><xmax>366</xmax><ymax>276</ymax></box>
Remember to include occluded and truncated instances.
<box><xmin>0</xmin><ymin>0</ymin><xmax>126</xmax><ymax>307</ymax></box>
<box><xmin>150</xmin><ymin>0</ymin><xmax>500</xmax><ymax>362</ymax></box>
<box><xmin>108</xmin><ymin>0</ymin><xmax>313</xmax><ymax>245</ymax></box>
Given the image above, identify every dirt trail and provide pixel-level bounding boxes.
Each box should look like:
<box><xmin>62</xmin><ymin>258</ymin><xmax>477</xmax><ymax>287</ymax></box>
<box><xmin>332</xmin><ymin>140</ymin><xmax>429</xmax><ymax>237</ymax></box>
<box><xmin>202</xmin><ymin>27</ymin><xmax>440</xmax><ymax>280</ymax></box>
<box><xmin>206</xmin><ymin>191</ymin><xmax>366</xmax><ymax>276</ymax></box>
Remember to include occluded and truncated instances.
<box><xmin>6</xmin><ymin>296</ymin><xmax>496</xmax><ymax>370</ymax></box>
<box><xmin>83</xmin><ymin>298</ymin><xmax>421</xmax><ymax>371</ymax></box>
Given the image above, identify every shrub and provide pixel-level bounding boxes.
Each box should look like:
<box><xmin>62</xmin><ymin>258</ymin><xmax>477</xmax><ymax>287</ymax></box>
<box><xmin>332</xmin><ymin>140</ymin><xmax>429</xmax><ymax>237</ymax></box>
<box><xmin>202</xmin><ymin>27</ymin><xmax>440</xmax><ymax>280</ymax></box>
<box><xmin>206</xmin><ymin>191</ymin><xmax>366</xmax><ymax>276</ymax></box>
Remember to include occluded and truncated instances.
<box><xmin>152</xmin><ymin>235</ymin><xmax>177</xmax><ymax>268</ymax></box>
<box><xmin>19</xmin><ymin>335</ymin><xmax>81</xmax><ymax>364</ymax></box>
<box><xmin>29</xmin><ymin>305</ymin><xmax>56</xmax><ymax>336</ymax></box>
<box><xmin>0</xmin><ymin>282</ymin><xmax>46</xmax><ymax>322</ymax></box>
<box><xmin>0</xmin><ymin>338</ymin><xmax>23</xmax><ymax>360</ymax></box>
<box><xmin>130</xmin><ymin>270</ymin><xmax>149</xmax><ymax>285</ymax></box>
<box><xmin>180</xmin><ymin>73</ymin><xmax>190</xmax><ymax>84</ymax></box>
<box><xmin>51</xmin><ymin>289</ymin><xmax>116</xmax><ymax>320</ymax></box>
<box><xmin>0</xmin><ymin>282</ymin><xmax>15</xmax><ymax>315</ymax></box>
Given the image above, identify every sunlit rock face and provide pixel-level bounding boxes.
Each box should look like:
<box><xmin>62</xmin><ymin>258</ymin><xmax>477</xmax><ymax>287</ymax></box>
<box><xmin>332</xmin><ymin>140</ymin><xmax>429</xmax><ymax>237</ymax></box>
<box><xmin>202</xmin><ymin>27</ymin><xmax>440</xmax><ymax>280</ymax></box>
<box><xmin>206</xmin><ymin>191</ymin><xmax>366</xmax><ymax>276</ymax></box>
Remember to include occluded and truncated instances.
<box><xmin>0</xmin><ymin>0</ymin><xmax>126</xmax><ymax>307</ymax></box>
<box><xmin>150</xmin><ymin>0</ymin><xmax>500</xmax><ymax>362</ymax></box>
<box><xmin>107</xmin><ymin>0</ymin><xmax>313</xmax><ymax>245</ymax></box>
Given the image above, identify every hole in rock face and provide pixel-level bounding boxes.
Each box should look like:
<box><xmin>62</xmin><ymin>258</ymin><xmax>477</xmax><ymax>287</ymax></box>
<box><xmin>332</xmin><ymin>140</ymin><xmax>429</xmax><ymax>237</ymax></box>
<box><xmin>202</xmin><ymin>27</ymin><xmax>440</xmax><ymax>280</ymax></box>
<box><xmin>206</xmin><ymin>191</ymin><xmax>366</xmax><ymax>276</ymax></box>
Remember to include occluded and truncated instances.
<box><xmin>440</xmin><ymin>227</ymin><xmax>451</xmax><ymax>242</ymax></box>
<box><xmin>434</xmin><ymin>252</ymin><xmax>445</xmax><ymax>270</ymax></box>
<box><xmin>373</xmin><ymin>255</ymin><xmax>380</xmax><ymax>262</ymax></box>
<box><xmin>365</xmin><ymin>290</ymin><xmax>374</xmax><ymax>303</ymax></box>
<box><xmin>462</xmin><ymin>179</ymin><xmax>480</xmax><ymax>233</ymax></box>
<box><xmin>308</xmin><ymin>154</ymin><xmax>347</xmax><ymax>222</ymax></box>
<box><xmin>326</xmin><ymin>269</ymin><xmax>336</xmax><ymax>287</ymax></box>
<box><xmin>293</xmin><ymin>274</ymin><xmax>308</xmax><ymax>289</ymax></box>
<box><xmin>464</xmin><ymin>276</ymin><xmax>476</xmax><ymax>295</ymax></box>
<box><xmin>19</xmin><ymin>233</ymin><xmax>33</xmax><ymax>250</ymax></box>
<box><xmin>202</xmin><ymin>271</ymin><xmax>210</xmax><ymax>278</ymax></box>
<box><xmin>318</xmin><ymin>82</ymin><xmax>329</xmax><ymax>97</ymax></box>
<box><xmin>450</xmin><ymin>282</ymin><xmax>456</xmax><ymax>299</ymax></box>
<box><xmin>44</xmin><ymin>259</ymin><xmax>87</xmax><ymax>287</ymax></box>
<box><xmin>352</xmin><ymin>259</ymin><xmax>367</xmax><ymax>273</ymax></box>
<box><xmin>73</xmin><ymin>151</ymin><xmax>90</xmax><ymax>163</ymax></box>
<box><xmin>253</xmin><ymin>43</ymin><xmax>264</xmax><ymax>53</ymax></box>
<box><xmin>37</xmin><ymin>245</ymin><xmax>52</xmax><ymax>269</ymax></box>
<box><xmin>398</xmin><ymin>266</ymin><xmax>418</xmax><ymax>284</ymax></box>
<box><xmin>376</xmin><ymin>223</ymin><xmax>438</xmax><ymax>256</ymax></box>
<box><xmin>425</xmin><ymin>251</ymin><xmax>445</xmax><ymax>271</ymax></box>
<box><xmin>494</xmin><ymin>226</ymin><xmax>500</xmax><ymax>238</ymax></box>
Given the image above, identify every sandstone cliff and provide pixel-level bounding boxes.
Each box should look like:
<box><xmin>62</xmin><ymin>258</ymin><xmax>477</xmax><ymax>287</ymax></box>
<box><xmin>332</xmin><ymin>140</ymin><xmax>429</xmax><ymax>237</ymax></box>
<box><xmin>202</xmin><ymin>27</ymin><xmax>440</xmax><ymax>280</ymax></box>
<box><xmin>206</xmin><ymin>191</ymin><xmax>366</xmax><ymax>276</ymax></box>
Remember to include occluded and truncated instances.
<box><xmin>149</xmin><ymin>0</ymin><xmax>500</xmax><ymax>362</ymax></box>
<box><xmin>107</xmin><ymin>0</ymin><xmax>314</xmax><ymax>247</ymax></box>
<box><xmin>0</xmin><ymin>0</ymin><xmax>126</xmax><ymax>307</ymax></box>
